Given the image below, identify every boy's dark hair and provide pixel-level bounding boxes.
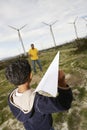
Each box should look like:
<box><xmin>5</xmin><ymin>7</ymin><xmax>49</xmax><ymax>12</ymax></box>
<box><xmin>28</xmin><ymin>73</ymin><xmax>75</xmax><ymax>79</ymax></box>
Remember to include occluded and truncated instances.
<box><xmin>5</xmin><ymin>59</ymin><xmax>31</xmax><ymax>85</ymax></box>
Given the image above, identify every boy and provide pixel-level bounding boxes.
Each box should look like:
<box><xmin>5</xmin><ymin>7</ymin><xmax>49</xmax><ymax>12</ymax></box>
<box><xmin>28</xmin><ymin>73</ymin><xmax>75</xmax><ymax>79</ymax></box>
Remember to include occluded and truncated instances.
<box><xmin>5</xmin><ymin>59</ymin><xmax>73</xmax><ymax>130</ymax></box>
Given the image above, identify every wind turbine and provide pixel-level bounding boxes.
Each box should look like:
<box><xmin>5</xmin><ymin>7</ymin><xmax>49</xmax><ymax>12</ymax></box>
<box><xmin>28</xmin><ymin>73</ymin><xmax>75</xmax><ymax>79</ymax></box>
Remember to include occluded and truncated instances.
<box><xmin>42</xmin><ymin>20</ymin><xmax>58</xmax><ymax>47</ymax></box>
<box><xmin>83</xmin><ymin>18</ymin><xmax>87</xmax><ymax>35</ymax></box>
<box><xmin>8</xmin><ymin>24</ymin><xmax>27</xmax><ymax>56</ymax></box>
<box><xmin>69</xmin><ymin>17</ymin><xmax>78</xmax><ymax>39</ymax></box>
<box><xmin>83</xmin><ymin>17</ymin><xmax>87</xmax><ymax>23</ymax></box>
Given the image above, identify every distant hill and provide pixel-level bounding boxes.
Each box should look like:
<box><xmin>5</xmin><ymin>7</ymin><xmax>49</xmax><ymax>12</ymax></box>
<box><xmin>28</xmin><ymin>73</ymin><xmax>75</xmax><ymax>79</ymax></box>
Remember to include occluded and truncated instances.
<box><xmin>0</xmin><ymin>37</ymin><xmax>87</xmax><ymax>70</ymax></box>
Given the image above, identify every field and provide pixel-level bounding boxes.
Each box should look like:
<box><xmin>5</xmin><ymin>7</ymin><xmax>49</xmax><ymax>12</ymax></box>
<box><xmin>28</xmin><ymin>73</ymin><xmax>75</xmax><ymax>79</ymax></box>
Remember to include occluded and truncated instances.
<box><xmin>0</xmin><ymin>38</ymin><xmax>87</xmax><ymax>130</ymax></box>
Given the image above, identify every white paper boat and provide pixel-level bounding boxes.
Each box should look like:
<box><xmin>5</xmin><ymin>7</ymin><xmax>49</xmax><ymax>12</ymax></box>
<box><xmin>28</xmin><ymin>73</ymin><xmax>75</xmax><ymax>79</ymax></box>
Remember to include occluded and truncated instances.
<box><xmin>35</xmin><ymin>51</ymin><xmax>60</xmax><ymax>97</ymax></box>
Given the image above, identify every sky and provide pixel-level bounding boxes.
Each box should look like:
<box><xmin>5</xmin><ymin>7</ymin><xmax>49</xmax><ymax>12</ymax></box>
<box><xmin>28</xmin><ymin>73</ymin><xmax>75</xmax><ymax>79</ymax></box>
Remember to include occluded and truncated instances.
<box><xmin>0</xmin><ymin>0</ymin><xmax>87</xmax><ymax>60</ymax></box>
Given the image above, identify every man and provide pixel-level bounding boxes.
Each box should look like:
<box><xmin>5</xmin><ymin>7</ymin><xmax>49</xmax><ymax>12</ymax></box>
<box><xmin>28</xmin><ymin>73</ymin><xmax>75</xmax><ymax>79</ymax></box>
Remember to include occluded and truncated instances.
<box><xmin>5</xmin><ymin>59</ymin><xmax>73</xmax><ymax>130</ymax></box>
<box><xmin>28</xmin><ymin>44</ymin><xmax>42</xmax><ymax>73</ymax></box>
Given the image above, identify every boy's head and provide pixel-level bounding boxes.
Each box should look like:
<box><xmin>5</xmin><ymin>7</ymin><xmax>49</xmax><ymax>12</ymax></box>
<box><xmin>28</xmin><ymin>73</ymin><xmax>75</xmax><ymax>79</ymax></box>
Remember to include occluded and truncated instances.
<box><xmin>5</xmin><ymin>59</ymin><xmax>31</xmax><ymax>85</ymax></box>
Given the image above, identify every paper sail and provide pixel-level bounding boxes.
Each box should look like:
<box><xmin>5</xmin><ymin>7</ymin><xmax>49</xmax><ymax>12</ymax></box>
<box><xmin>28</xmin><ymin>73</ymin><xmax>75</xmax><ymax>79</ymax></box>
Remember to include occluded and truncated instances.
<box><xmin>34</xmin><ymin>51</ymin><xmax>60</xmax><ymax>97</ymax></box>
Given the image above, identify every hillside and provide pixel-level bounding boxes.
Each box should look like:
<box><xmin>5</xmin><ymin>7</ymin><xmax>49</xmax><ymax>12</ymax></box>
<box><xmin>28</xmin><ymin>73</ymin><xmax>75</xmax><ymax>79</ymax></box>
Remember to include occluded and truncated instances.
<box><xmin>0</xmin><ymin>38</ymin><xmax>87</xmax><ymax>130</ymax></box>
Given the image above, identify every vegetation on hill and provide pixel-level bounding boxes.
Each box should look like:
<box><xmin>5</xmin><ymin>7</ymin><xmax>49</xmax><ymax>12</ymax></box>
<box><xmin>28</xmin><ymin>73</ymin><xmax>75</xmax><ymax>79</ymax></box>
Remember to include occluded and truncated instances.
<box><xmin>0</xmin><ymin>38</ymin><xmax>87</xmax><ymax>130</ymax></box>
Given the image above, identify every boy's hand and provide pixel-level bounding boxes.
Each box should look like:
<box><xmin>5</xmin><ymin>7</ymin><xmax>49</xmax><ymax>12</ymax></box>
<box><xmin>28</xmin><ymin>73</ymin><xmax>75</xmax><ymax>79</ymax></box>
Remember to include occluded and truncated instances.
<box><xmin>58</xmin><ymin>70</ymin><xmax>67</xmax><ymax>88</ymax></box>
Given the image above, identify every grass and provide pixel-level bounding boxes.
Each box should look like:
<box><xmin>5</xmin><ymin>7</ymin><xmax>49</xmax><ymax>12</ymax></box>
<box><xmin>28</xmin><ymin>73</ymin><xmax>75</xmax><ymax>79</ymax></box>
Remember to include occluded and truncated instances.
<box><xmin>80</xmin><ymin>108</ymin><xmax>87</xmax><ymax>129</ymax></box>
<box><xmin>78</xmin><ymin>87</ymin><xmax>87</xmax><ymax>100</ymax></box>
<box><xmin>67</xmin><ymin>108</ymin><xmax>81</xmax><ymax>130</ymax></box>
<box><xmin>0</xmin><ymin>38</ymin><xmax>87</xmax><ymax>130</ymax></box>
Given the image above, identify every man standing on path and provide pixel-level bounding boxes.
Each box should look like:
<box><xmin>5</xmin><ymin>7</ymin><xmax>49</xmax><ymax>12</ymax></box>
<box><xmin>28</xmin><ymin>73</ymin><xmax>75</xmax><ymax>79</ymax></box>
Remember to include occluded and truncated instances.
<box><xmin>28</xmin><ymin>44</ymin><xmax>42</xmax><ymax>73</ymax></box>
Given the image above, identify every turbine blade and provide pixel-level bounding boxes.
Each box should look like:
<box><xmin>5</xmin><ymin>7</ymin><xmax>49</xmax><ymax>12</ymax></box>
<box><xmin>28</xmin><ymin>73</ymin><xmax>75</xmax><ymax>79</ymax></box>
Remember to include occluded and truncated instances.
<box><xmin>51</xmin><ymin>20</ymin><xmax>58</xmax><ymax>26</ymax></box>
<box><xmin>42</xmin><ymin>22</ymin><xmax>50</xmax><ymax>26</ymax></box>
<box><xmin>18</xmin><ymin>31</ymin><xmax>20</xmax><ymax>41</ymax></box>
<box><xmin>8</xmin><ymin>25</ymin><xmax>18</xmax><ymax>30</ymax></box>
<box><xmin>74</xmin><ymin>16</ymin><xmax>78</xmax><ymax>23</ymax></box>
<box><xmin>19</xmin><ymin>24</ymin><xmax>27</xmax><ymax>30</ymax></box>
<box><xmin>68</xmin><ymin>22</ymin><xmax>74</xmax><ymax>24</ymax></box>
<box><xmin>18</xmin><ymin>31</ymin><xmax>22</xmax><ymax>41</ymax></box>
<box><xmin>83</xmin><ymin>18</ymin><xmax>87</xmax><ymax>22</ymax></box>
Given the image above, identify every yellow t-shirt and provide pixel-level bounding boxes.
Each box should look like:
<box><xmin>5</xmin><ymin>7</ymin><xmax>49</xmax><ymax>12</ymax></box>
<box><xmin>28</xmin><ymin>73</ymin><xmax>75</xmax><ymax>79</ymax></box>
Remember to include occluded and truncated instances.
<box><xmin>29</xmin><ymin>48</ymin><xmax>38</xmax><ymax>60</ymax></box>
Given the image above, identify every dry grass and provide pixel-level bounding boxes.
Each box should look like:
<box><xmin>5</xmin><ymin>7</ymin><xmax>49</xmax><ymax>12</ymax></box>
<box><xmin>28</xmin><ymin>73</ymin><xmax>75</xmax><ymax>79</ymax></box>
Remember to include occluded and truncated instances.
<box><xmin>0</xmin><ymin>38</ymin><xmax>87</xmax><ymax>130</ymax></box>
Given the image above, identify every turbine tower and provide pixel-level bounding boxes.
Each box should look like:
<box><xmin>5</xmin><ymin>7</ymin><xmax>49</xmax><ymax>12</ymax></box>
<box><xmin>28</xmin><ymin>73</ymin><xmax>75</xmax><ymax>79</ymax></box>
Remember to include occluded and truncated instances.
<box><xmin>42</xmin><ymin>20</ymin><xmax>58</xmax><ymax>47</ymax></box>
<box><xmin>8</xmin><ymin>24</ymin><xmax>27</xmax><ymax>56</ymax></box>
<box><xmin>69</xmin><ymin>17</ymin><xmax>78</xmax><ymax>39</ymax></box>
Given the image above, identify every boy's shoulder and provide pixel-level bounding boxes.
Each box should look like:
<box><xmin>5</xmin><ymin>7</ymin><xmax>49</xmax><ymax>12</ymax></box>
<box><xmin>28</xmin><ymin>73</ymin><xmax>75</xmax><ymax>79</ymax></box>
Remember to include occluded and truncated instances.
<box><xmin>9</xmin><ymin>88</ymin><xmax>36</xmax><ymax>114</ymax></box>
